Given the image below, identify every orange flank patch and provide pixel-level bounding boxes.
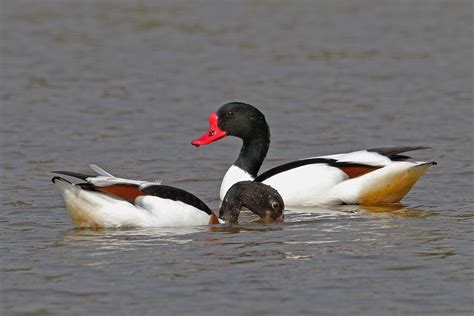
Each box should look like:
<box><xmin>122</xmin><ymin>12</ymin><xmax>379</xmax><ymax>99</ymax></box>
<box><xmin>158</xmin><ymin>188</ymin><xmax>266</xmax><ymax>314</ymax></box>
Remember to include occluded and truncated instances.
<box><xmin>97</xmin><ymin>184</ymin><xmax>144</xmax><ymax>202</ymax></box>
<box><xmin>339</xmin><ymin>165</ymin><xmax>381</xmax><ymax>179</ymax></box>
<box><xmin>65</xmin><ymin>205</ymin><xmax>102</xmax><ymax>229</ymax></box>
<box><xmin>208</xmin><ymin>212</ymin><xmax>220</xmax><ymax>225</ymax></box>
<box><xmin>359</xmin><ymin>164</ymin><xmax>432</xmax><ymax>205</ymax></box>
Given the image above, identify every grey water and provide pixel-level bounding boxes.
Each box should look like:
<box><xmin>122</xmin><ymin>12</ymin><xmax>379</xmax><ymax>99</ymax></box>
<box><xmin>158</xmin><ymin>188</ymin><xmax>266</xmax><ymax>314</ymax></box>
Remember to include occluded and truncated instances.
<box><xmin>1</xmin><ymin>0</ymin><xmax>473</xmax><ymax>315</ymax></box>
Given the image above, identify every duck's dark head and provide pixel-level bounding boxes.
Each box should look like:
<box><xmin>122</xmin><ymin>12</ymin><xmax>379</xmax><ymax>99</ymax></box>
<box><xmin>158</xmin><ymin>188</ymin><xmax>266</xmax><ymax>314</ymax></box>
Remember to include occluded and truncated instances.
<box><xmin>191</xmin><ymin>102</ymin><xmax>270</xmax><ymax>146</ymax></box>
<box><xmin>219</xmin><ymin>181</ymin><xmax>284</xmax><ymax>224</ymax></box>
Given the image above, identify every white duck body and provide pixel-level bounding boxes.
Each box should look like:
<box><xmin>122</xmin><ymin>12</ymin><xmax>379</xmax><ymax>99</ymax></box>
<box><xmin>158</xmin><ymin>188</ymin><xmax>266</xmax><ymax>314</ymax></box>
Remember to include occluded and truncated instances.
<box><xmin>219</xmin><ymin>149</ymin><xmax>435</xmax><ymax>206</ymax></box>
<box><xmin>54</xmin><ymin>178</ymin><xmax>214</xmax><ymax>228</ymax></box>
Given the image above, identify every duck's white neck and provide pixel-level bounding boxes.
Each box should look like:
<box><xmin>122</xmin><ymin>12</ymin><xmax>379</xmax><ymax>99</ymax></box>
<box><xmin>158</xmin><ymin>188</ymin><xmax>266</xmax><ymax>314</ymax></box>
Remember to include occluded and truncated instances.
<box><xmin>219</xmin><ymin>165</ymin><xmax>254</xmax><ymax>200</ymax></box>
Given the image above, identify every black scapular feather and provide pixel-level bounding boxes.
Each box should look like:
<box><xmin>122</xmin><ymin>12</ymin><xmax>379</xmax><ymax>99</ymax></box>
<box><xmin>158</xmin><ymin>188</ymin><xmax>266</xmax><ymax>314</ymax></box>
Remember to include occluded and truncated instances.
<box><xmin>367</xmin><ymin>146</ymin><xmax>430</xmax><ymax>160</ymax></box>
<box><xmin>51</xmin><ymin>171</ymin><xmax>94</xmax><ymax>181</ymax></box>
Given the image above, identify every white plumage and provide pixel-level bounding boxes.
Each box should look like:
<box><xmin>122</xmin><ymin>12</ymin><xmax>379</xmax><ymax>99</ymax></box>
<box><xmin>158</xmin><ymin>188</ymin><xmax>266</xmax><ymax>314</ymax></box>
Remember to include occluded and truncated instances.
<box><xmin>219</xmin><ymin>150</ymin><xmax>434</xmax><ymax>206</ymax></box>
<box><xmin>54</xmin><ymin>178</ymin><xmax>212</xmax><ymax>228</ymax></box>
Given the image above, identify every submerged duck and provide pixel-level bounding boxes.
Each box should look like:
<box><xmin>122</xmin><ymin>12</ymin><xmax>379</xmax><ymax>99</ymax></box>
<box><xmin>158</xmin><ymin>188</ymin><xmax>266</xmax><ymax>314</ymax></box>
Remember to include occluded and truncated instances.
<box><xmin>191</xmin><ymin>102</ymin><xmax>436</xmax><ymax>206</ymax></box>
<box><xmin>52</xmin><ymin>165</ymin><xmax>284</xmax><ymax>228</ymax></box>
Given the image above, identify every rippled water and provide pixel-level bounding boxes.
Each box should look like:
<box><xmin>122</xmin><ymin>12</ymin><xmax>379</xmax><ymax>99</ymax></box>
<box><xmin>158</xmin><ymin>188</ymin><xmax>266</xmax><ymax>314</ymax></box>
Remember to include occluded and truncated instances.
<box><xmin>1</xmin><ymin>1</ymin><xmax>473</xmax><ymax>315</ymax></box>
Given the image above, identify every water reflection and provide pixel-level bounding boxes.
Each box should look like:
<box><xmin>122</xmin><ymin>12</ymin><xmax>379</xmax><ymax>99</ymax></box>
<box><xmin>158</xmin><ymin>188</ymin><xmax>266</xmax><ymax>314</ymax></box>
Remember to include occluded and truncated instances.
<box><xmin>56</xmin><ymin>226</ymin><xmax>208</xmax><ymax>251</ymax></box>
<box><xmin>208</xmin><ymin>224</ymin><xmax>283</xmax><ymax>234</ymax></box>
<box><xmin>359</xmin><ymin>204</ymin><xmax>432</xmax><ymax>218</ymax></box>
<box><xmin>287</xmin><ymin>203</ymin><xmax>432</xmax><ymax>219</ymax></box>
<box><xmin>52</xmin><ymin>203</ymin><xmax>432</xmax><ymax>245</ymax></box>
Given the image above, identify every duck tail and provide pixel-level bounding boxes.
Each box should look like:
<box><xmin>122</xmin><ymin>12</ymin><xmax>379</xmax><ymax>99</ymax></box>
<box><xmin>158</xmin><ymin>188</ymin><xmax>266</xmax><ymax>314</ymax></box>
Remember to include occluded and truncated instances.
<box><xmin>357</xmin><ymin>161</ymin><xmax>436</xmax><ymax>205</ymax></box>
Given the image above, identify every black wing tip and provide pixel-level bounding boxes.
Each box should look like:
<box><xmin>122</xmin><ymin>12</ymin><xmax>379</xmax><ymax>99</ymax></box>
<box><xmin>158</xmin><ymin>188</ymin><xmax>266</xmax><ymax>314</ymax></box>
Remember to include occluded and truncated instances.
<box><xmin>411</xmin><ymin>146</ymin><xmax>431</xmax><ymax>150</ymax></box>
<box><xmin>368</xmin><ymin>146</ymin><xmax>431</xmax><ymax>153</ymax></box>
<box><xmin>418</xmin><ymin>161</ymin><xmax>437</xmax><ymax>167</ymax></box>
<box><xmin>51</xmin><ymin>176</ymin><xmax>71</xmax><ymax>184</ymax></box>
<box><xmin>368</xmin><ymin>146</ymin><xmax>433</xmax><ymax>160</ymax></box>
<box><xmin>51</xmin><ymin>170</ymin><xmax>93</xmax><ymax>180</ymax></box>
<box><xmin>51</xmin><ymin>176</ymin><xmax>96</xmax><ymax>191</ymax></box>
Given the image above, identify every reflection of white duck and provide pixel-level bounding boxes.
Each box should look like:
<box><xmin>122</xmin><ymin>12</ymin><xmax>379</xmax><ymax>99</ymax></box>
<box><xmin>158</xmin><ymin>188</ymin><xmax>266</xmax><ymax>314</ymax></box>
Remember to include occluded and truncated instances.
<box><xmin>192</xmin><ymin>102</ymin><xmax>436</xmax><ymax>206</ymax></box>
<box><xmin>52</xmin><ymin>165</ymin><xmax>284</xmax><ymax>229</ymax></box>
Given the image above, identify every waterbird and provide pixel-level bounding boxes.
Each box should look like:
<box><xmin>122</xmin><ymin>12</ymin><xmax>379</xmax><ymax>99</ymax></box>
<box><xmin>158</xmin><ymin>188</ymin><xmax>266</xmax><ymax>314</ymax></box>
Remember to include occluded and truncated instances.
<box><xmin>52</xmin><ymin>165</ymin><xmax>284</xmax><ymax>228</ymax></box>
<box><xmin>192</xmin><ymin>102</ymin><xmax>436</xmax><ymax>206</ymax></box>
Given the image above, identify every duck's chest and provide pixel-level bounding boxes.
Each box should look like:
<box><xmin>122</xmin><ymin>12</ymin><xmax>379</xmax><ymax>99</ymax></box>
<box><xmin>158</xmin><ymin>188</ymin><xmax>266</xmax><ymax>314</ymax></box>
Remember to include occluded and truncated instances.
<box><xmin>219</xmin><ymin>165</ymin><xmax>254</xmax><ymax>200</ymax></box>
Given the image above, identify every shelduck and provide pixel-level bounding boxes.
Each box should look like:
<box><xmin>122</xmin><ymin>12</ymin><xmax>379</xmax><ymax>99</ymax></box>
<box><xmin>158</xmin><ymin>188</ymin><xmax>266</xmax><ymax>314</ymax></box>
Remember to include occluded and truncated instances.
<box><xmin>192</xmin><ymin>102</ymin><xmax>436</xmax><ymax>206</ymax></box>
<box><xmin>52</xmin><ymin>164</ymin><xmax>284</xmax><ymax>228</ymax></box>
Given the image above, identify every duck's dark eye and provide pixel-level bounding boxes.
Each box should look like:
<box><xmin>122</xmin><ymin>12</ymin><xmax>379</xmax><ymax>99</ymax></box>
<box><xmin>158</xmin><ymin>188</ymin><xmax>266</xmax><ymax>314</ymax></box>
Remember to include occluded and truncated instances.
<box><xmin>271</xmin><ymin>201</ymin><xmax>280</xmax><ymax>209</ymax></box>
<box><xmin>209</xmin><ymin>130</ymin><xmax>215</xmax><ymax>136</ymax></box>
<box><xmin>226</xmin><ymin>111</ymin><xmax>233</xmax><ymax>117</ymax></box>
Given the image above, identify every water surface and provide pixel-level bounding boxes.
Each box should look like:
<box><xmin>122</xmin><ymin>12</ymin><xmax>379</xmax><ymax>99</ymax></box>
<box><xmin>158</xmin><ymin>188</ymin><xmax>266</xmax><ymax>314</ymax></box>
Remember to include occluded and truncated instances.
<box><xmin>1</xmin><ymin>1</ymin><xmax>473</xmax><ymax>315</ymax></box>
